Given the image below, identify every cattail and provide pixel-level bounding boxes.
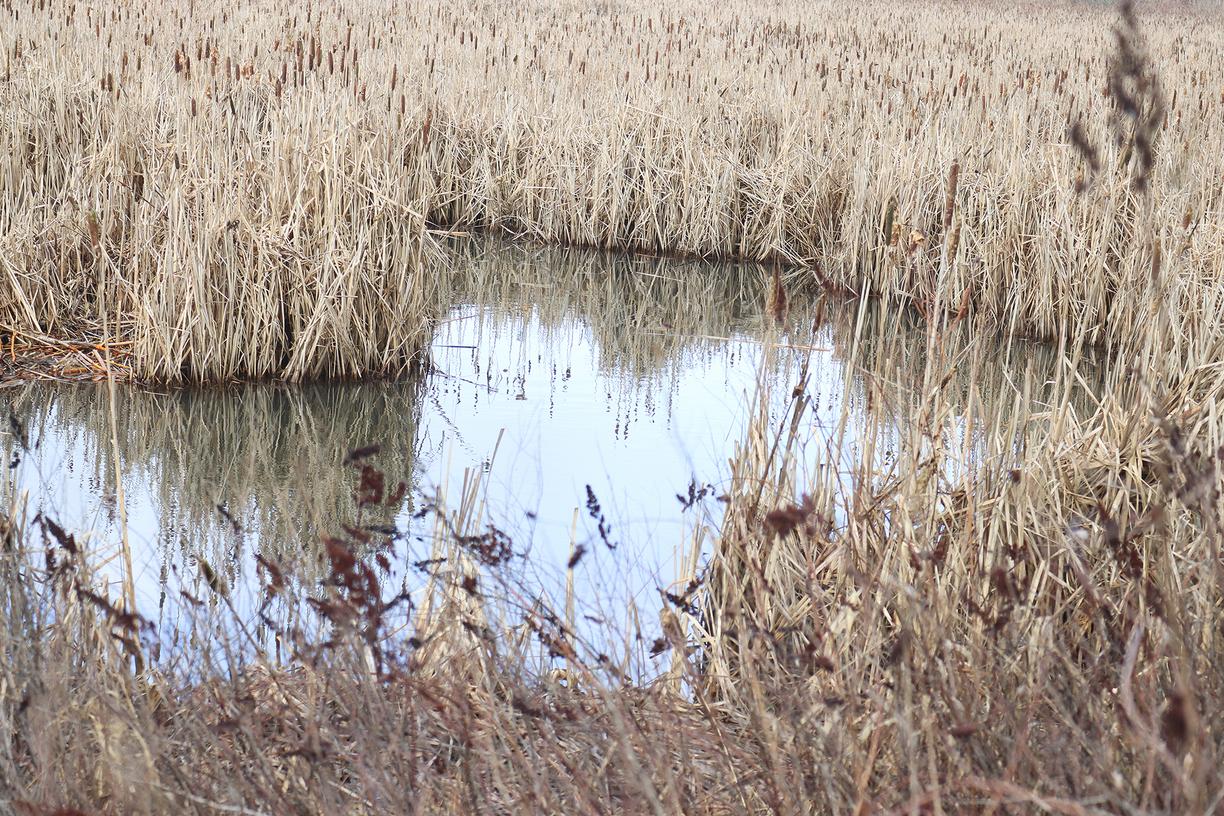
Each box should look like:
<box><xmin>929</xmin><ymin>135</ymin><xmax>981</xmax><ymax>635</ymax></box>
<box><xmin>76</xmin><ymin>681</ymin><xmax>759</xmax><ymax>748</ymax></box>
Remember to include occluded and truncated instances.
<box><xmin>942</xmin><ymin>160</ymin><xmax>959</xmax><ymax>232</ymax></box>
<box><xmin>881</xmin><ymin>197</ymin><xmax>897</xmax><ymax>245</ymax></box>
<box><xmin>86</xmin><ymin>213</ymin><xmax>100</xmax><ymax>250</ymax></box>
<box><xmin>945</xmin><ymin>218</ymin><xmax>961</xmax><ymax>261</ymax></box>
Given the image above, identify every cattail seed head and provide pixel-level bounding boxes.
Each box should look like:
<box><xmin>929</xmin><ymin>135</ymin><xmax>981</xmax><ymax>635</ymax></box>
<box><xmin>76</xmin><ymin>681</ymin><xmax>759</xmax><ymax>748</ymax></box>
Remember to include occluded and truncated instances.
<box><xmin>942</xmin><ymin>160</ymin><xmax>959</xmax><ymax>232</ymax></box>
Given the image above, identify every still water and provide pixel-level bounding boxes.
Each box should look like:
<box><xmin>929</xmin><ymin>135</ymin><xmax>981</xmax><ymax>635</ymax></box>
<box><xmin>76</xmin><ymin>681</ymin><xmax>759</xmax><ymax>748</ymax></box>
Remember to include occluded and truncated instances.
<box><xmin>2</xmin><ymin>241</ymin><xmax>1095</xmax><ymax>661</ymax></box>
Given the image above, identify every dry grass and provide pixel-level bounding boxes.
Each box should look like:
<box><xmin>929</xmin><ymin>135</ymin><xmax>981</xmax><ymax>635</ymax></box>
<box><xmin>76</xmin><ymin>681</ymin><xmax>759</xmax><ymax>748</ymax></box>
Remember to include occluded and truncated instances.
<box><xmin>1</xmin><ymin>0</ymin><xmax>1223</xmax><ymax>813</ymax></box>
<box><xmin>3</xmin><ymin>0</ymin><xmax>1223</xmax><ymax>381</ymax></box>
<box><xmin>698</xmin><ymin>318</ymin><xmax>1222</xmax><ymax>816</ymax></box>
<box><xmin>1</xmin><ymin>0</ymin><xmax>437</xmax><ymax>381</ymax></box>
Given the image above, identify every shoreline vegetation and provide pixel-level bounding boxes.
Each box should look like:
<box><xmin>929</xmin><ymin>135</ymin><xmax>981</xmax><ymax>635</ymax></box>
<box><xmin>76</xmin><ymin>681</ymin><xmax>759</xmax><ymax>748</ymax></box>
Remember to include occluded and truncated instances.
<box><xmin>2</xmin><ymin>0</ymin><xmax>1222</xmax><ymax>382</ymax></box>
<box><xmin>2</xmin><ymin>0</ymin><xmax>1223</xmax><ymax>813</ymax></box>
<box><xmin>4</xmin><ymin>296</ymin><xmax>1222</xmax><ymax>812</ymax></box>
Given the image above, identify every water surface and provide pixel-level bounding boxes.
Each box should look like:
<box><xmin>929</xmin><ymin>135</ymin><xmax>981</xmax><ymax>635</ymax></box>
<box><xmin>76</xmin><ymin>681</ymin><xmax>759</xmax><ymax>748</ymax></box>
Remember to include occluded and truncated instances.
<box><xmin>2</xmin><ymin>241</ymin><xmax>1101</xmax><ymax>663</ymax></box>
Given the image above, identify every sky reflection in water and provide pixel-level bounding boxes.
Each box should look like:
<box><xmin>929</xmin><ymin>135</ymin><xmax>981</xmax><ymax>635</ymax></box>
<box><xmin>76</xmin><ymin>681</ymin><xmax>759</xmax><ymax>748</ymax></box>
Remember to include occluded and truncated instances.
<box><xmin>3</xmin><ymin>242</ymin><xmax>1091</xmax><ymax>663</ymax></box>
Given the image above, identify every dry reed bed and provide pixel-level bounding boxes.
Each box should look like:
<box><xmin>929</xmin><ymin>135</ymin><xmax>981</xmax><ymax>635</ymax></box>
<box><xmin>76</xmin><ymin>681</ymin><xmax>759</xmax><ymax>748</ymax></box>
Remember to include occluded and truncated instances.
<box><xmin>1</xmin><ymin>0</ymin><xmax>436</xmax><ymax>381</ymax></box>
<box><xmin>2</xmin><ymin>0</ymin><xmax>1223</xmax><ymax>812</ymax></box>
<box><xmin>693</xmin><ymin>308</ymin><xmax>1223</xmax><ymax>813</ymax></box>
<box><xmin>3</xmin><ymin>0</ymin><xmax>1224</xmax><ymax>381</ymax></box>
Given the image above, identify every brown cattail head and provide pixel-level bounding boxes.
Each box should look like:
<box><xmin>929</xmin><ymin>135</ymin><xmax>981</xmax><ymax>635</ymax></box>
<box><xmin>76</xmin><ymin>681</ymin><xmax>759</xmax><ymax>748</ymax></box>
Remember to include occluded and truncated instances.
<box><xmin>945</xmin><ymin>218</ymin><xmax>961</xmax><ymax>261</ymax></box>
<box><xmin>86</xmin><ymin>213</ymin><xmax>100</xmax><ymax>250</ymax></box>
<box><xmin>942</xmin><ymin>160</ymin><xmax>959</xmax><ymax>231</ymax></box>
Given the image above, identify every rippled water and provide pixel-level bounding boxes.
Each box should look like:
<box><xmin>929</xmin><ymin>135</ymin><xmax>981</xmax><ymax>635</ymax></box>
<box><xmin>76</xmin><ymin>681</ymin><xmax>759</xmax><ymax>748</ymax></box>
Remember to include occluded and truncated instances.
<box><xmin>2</xmin><ymin>241</ymin><xmax>1099</xmax><ymax>655</ymax></box>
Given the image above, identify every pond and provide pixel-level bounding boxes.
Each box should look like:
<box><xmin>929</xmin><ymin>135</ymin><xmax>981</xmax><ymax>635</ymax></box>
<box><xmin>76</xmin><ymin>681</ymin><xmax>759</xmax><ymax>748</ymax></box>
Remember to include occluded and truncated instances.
<box><xmin>1</xmin><ymin>240</ymin><xmax>1101</xmax><ymax>667</ymax></box>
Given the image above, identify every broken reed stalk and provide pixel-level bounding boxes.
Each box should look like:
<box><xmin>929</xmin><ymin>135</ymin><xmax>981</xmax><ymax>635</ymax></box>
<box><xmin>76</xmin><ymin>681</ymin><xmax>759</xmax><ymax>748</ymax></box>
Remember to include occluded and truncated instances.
<box><xmin>102</xmin><ymin>311</ymin><xmax>136</xmax><ymax>618</ymax></box>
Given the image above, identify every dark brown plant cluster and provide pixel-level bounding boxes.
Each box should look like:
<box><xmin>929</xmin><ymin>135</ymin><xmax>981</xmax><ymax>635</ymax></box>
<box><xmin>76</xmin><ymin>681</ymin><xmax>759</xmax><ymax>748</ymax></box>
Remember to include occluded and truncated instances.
<box><xmin>1070</xmin><ymin>0</ymin><xmax>1166</xmax><ymax>193</ymax></box>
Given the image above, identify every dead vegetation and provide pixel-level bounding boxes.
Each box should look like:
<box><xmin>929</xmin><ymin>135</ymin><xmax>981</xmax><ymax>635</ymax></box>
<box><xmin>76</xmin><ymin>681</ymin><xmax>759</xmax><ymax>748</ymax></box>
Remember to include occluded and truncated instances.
<box><xmin>1</xmin><ymin>0</ymin><xmax>1222</xmax><ymax>813</ymax></box>
<box><xmin>2</xmin><ymin>0</ymin><xmax>1223</xmax><ymax>380</ymax></box>
<box><xmin>2</xmin><ymin>286</ymin><xmax>1221</xmax><ymax>812</ymax></box>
